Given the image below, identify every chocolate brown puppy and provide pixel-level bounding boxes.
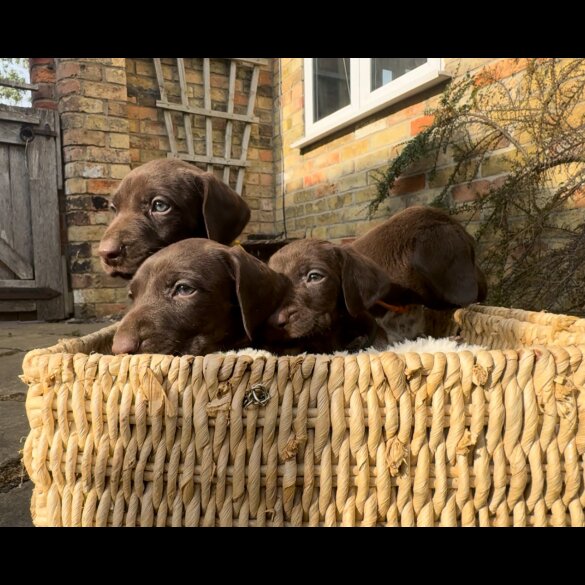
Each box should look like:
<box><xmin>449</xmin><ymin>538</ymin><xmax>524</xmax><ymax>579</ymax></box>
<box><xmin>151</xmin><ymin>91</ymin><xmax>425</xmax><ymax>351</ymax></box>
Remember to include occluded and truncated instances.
<box><xmin>350</xmin><ymin>205</ymin><xmax>487</xmax><ymax>309</ymax></box>
<box><xmin>111</xmin><ymin>239</ymin><xmax>288</xmax><ymax>356</ymax></box>
<box><xmin>264</xmin><ymin>239</ymin><xmax>393</xmax><ymax>354</ymax></box>
<box><xmin>99</xmin><ymin>159</ymin><xmax>250</xmax><ymax>278</ymax></box>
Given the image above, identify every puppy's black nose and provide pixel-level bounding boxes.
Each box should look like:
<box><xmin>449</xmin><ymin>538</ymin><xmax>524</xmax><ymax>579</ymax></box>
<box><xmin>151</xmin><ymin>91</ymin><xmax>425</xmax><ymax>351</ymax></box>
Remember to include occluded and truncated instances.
<box><xmin>99</xmin><ymin>240</ymin><xmax>123</xmax><ymax>261</ymax></box>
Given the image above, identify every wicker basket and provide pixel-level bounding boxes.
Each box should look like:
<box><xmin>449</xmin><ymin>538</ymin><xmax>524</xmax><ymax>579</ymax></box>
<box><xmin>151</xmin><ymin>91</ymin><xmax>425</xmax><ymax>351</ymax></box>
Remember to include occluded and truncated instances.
<box><xmin>21</xmin><ymin>304</ymin><xmax>585</xmax><ymax>527</ymax></box>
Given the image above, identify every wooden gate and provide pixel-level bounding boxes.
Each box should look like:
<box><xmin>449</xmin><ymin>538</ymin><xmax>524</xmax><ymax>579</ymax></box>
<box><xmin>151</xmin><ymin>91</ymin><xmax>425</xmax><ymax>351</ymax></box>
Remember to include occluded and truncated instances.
<box><xmin>0</xmin><ymin>102</ymin><xmax>68</xmax><ymax>320</ymax></box>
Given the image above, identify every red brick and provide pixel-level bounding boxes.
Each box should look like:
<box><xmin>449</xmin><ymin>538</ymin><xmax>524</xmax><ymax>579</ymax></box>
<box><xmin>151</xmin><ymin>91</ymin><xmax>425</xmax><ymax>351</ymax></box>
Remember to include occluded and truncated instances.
<box><xmin>234</xmin><ymin>93</ymin><xmax>248</xmax><ymax>106</ymax></box>
<box><xmin>303</xmin><ymin>171</ymin><xmax>327</xmax><ymax>188</ymax></box>
<box><xmin>33</xmin><ymin>100</ymin><xmax>57</xmax><ymax>110</ymax></box>
<box><xmin>314</xmin><ymin>150</ymin><xmax>341</xmax><ymax>169</ymax></box>
<box><xmin>260</xmin><ymin>174</ymin><xmax>273</xmax><ymax>186</ymax></box>
<box><xmin>570</xmin><ymin>187</ymin><xmax>585</xmax><ymax>208</ymax></box>
<box><xmin>210</xmin><ymin>74</ymin><xmax>228</xmax><ymax>89</ymax></box>
<box><xmin>411</xmin><ymin>115</ymin><xmax>435</xmax><ymax>136</ymax></box>
<box><xmin>32</xmin><ymin>66</ymin><xmax>56</xmax><ymax>84</ymax></box>
<box><xmin>391</xmin><ymin>174</ymin><xmax>426</xmax><ymax>195</ymax></box>
<box><xmin>259</xmin><ymin>149</ymin><xmax>273</xmax><ymax>162</ymax></box>
<box><xmin>388</xmin><ymin>101</ymin><xmax>425</xmax><ymax>124</ymax></box>
<box><xmin>259</xmin><ymin>68</ymin><xmax>272</xmax><ymax>86</ymax></box>
<box><xmin>475</xmin><ymin>59</ymin><xmax>528</xmax><ymax>87</ymax></box>
<box><xmin>87</xmin><ymin>179</ymin><xmax>121</xmax><ymax>195</ymax></box>
<box><xmin>30</xmin><ymin>58</ymin><xmax>54</xmax><ymax>66</ymax></box>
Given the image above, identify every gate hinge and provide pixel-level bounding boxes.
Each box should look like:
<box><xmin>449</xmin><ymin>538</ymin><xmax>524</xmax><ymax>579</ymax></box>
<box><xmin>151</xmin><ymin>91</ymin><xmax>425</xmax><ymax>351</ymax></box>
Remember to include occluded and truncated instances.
<box><xmin>20</xmin><ymin>123</ymin><xmax>58</xmax><ymax>142</ymax></box>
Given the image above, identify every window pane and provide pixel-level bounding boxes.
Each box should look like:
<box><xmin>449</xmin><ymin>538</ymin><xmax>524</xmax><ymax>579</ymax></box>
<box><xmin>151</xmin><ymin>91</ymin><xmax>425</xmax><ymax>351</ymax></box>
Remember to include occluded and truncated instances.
<box><xmin>371</xmin><ymin>58</ymin><xmax>428</xmax><ymax>91</ymax></box>
<box><xmin>313</xmin><ymin>58</ymin><xmax>351</xmax><ymax>121</ymax></box>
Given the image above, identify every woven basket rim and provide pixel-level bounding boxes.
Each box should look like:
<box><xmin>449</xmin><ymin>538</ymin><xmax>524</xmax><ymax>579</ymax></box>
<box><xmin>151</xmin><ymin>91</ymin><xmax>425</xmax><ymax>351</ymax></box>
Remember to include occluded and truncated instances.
<box><xmin>21</xmin><ymin>304</ymin><xmax>585</xmax><ymax>365</ymax></box>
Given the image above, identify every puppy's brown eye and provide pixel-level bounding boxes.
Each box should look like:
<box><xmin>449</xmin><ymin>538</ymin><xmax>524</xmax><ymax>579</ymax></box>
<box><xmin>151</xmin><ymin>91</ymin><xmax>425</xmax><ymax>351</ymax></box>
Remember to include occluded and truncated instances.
<box><xmin>307</xmin><ymin>271</ymin><xmax>324</xmax><ymax>283</ymax></box>
<box><xmin>173</xmin><ymin>283</ymin><xmax>196</xmax><ymax>297</ymax></box>
<box><xmin>152</xmin><ymin>199</ymin><xmax>171</xmax><ymax>213</ymax></box>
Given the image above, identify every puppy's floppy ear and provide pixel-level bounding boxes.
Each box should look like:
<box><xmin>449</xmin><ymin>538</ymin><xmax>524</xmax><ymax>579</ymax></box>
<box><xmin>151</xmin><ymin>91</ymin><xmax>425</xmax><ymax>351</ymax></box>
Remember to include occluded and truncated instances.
<box><xmin>226</xmin><ymin>246</ymin><xmax>289</xmax><ymax>340</ymax></box>
<box><xmin>412</xmin><ymin>226</ymin><xmax>481</xmax><ymax>307</ymax></box>
<box><xmin>191</xmin><ymin>171</ymin><xmax>251</xmax><ymax>244</ymax></box>
<box><xmin>335</xmin><ymin>246</ymin><xmax>392</xmax><ymax>317</ymax></box>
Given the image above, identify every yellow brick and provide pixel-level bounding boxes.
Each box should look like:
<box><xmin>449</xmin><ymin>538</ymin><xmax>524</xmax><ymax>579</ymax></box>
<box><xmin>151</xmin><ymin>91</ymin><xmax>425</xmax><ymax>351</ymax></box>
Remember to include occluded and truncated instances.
<box><xmin>110</xmin><ymin>164</ymin><xmax>131</xmax><ymax>179</ymax></box>
<box><xmin>337</xmin><ymin>172</ymin><xmax>368</xmax><ymax>193</ymax></box>
<box><xmin>355</xmin><ymin>149</ymin><xmax>390</xmax><ymax>172</ymax></box>
<box><xmin>104</xmin><ymin>67</ymin><xmax>126</xmax><ymax>85</ymax></box>
<box><xmin>544</xmin><ymin>163</ymin><xmax>584</xmax><ymax>188</ymax></box>
<box><xmin>109</xmin><ymin>133</ymin><xmax>130</xmax><ymax>149</ymax></box>
<box><xmin>355</xmin><ymin>118</ymin><xmax>387</xmax><ymax>139</ymax></box>
<box><xmin>429</xmin><ymin>164</ymin><xmax>477</xmax><ymax>188</ymax></box>
<box><xmin>444</xmin><ymin>58</ymin><xmax>496</xmax><ymax>76</ymax></box>
<box><xmin>354</xmin><ymin>186</ymin><xmax>378</xmax><ymax>203</ymax></box>
<box><xmin>79</xmin><ymin>288</ymin><xmax>125</xmax><ymax>303</ymax></box>
<box><xmin>480</xmin><ymin>150</ymin><xmax>521</xmax><ymax>177</ymax></box>
<box><xmin>339</xmin><ymin>139</ymin><xmax>370</xmax><ymax>161</ymax></box>
<box><xmin>65</xmin><ymin>178</ymin><xmax>87</xmax><ymax>195</ymax></box>
<box><xmin>369</xmin><ymin>122</ymin><xmax>410</xmax><ymax>150</ymax></box>
<box><xmin>326</xmin><ymin>223</ymin><xmax>357</xmax><ymax>240</ymax></box>
<box><xmin>309</xmin><ymin>226</ymin><xmax>328</xmax><ymax>239</ymax></box>
<box><xmin>68</xmin><ymin>225</ymin><xmax>106</xmax><ymax>242</ymax></box>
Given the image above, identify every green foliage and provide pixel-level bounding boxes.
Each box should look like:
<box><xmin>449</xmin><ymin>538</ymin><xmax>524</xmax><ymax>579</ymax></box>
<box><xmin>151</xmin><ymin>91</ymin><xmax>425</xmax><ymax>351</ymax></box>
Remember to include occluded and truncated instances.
<box><xmin>0</xmin><ymin>58</ymin><xmax>30</xmax><ymax>105</ymax></box>
<box><xmin>371</xmin><ymin>58</ymin><xmax>585</xmax><ymax>316</ymax></box>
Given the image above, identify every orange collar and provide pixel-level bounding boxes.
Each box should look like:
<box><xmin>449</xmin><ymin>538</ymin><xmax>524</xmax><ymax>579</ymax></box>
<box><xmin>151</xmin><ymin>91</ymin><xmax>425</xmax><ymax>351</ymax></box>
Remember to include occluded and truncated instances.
<box><xmin>375</xmin><ymin>300</ymin><xmax>417</xmax><ymax>314</ymax></box>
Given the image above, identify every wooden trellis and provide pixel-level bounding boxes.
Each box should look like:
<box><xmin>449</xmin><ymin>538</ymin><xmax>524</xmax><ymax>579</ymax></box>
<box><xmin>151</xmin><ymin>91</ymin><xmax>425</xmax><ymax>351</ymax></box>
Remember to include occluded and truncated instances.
<box><xmin>153</xmin><ymin>58</ymin><xmax>267</xmax><ymax>194</ymax></box>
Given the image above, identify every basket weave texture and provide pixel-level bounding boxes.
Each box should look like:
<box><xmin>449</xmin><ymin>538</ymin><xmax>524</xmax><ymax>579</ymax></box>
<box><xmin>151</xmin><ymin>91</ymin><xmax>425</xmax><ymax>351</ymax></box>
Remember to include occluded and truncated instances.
<box><xmin>21</xmin><ymin>305</ymin><xmax>585</xmax><ymax>526</ymax></box>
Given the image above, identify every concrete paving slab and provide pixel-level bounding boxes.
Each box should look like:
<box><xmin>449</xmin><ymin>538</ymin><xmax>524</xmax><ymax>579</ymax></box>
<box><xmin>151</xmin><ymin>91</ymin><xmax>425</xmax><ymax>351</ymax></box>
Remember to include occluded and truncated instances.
<box><xmin>0</xmin><ymin>400</ymin><xmax>29</xmax><ymax>467</ymax></box>
<box><xmin>0</xmin><ymin>482</ymin><xmax>34</xmax><ymax>527</ymax></box>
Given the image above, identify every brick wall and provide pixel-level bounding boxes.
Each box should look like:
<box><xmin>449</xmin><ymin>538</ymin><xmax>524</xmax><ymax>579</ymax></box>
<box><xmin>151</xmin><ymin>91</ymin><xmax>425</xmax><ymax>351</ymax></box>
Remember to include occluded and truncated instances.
<box><xmin>51</xmin><ymin>58</ymin><xmax>275</xmax><ymax>319</ymax></box>
<box><xmin>274</xmin><ymin>58</ymin><xmax>553</xmax><ymax>243</ymax></box>
<box><xmin>29</xmin><ymin>58</ymin><xmax>57</xmax><ymax>110</ymax></box>
<box><xmin>56</xmin><ymin>58</ymin><xmax>132</xmax><ymax>319</ymax></box>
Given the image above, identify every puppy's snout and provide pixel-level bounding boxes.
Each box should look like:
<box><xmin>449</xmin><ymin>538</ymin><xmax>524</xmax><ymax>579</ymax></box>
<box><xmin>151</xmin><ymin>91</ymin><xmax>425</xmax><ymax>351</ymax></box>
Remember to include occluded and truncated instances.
<box><xmin>112</xmin><ymin>330</ymin><xmax>140</xmax><ymax>354</ymax></box>
<box><xmin>270</xmin><ymin>307</ymin><xmax>294</xmax><ymax>328</ymax></box>
<box><xmin>276</xmin><ymin>310</ymin><xmax>288</xmax><ymax>328</ymax></box>
<box><xmin>99</xmin><ymin>239</ymin><xmax>124</xmax><ymax>262</ymax></box>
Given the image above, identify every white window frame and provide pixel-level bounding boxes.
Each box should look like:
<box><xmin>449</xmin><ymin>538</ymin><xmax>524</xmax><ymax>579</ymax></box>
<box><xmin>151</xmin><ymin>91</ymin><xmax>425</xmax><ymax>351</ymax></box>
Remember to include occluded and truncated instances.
<box><xmin>292</xmin><ymin>58</ymin><xmax>450</xmax><ymax>149</ymax></box>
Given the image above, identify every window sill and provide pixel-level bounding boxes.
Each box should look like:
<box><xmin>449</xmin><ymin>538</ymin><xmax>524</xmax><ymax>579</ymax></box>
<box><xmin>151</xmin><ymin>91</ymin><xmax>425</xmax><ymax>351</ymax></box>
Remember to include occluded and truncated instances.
<box><xmin>291</xmin><ymin>69</ymin><xmax>451</xmax><ymax>150</ymax></box>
